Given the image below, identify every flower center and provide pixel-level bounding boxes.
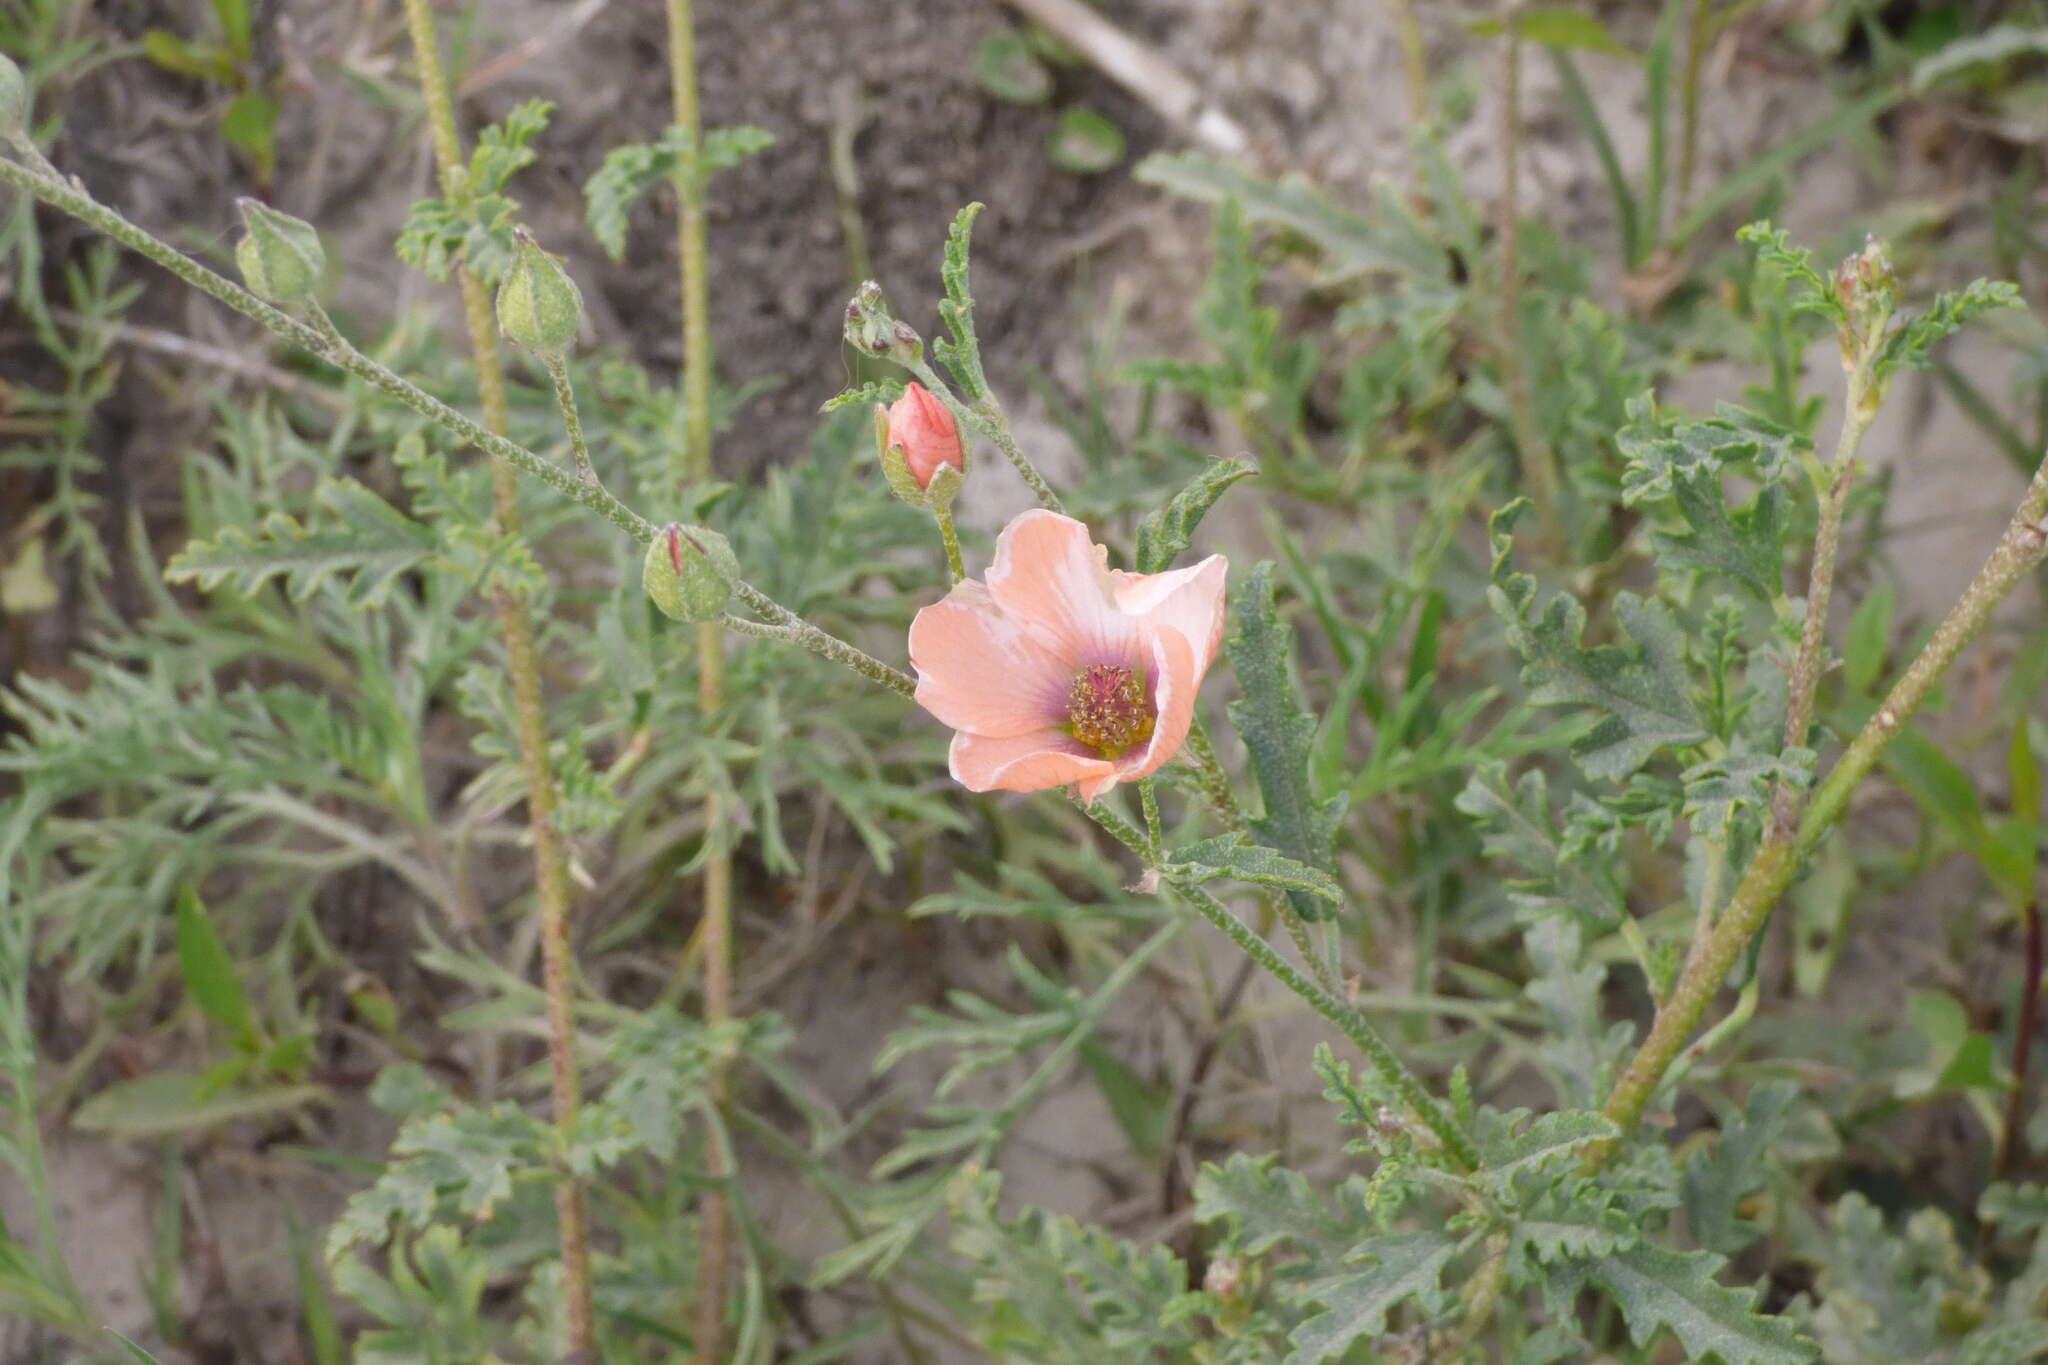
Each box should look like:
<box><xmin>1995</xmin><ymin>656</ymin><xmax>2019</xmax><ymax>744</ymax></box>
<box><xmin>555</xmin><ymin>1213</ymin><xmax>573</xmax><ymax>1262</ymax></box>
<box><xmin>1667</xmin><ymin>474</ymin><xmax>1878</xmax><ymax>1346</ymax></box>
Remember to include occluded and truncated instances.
<box><xmin>1065</xmin><ymin>664</ymin><xmax>1156</xmax><ymax>759</ymax></box>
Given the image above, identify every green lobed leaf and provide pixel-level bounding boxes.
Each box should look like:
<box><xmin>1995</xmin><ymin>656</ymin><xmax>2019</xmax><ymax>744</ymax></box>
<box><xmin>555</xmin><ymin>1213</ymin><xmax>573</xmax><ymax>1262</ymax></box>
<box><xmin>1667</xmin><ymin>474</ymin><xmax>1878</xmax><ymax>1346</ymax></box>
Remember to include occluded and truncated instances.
<box><xmin>1133</xmin><ymin>458</ymin><xmax>1254</xmax><ymax>572</ymax></box>
<box><xmin>1589</xmin><ymin>1243</ymin><xmax>1817</xmax><ymax>1365</ymax></box>
<box><xmin>165</xmin><ymin>477</ymin><xmax>436</xmax><ymax>607</ymax></box>
<box><xmin>1681</xmin><ymin>1080</ymin><xmax>1799</xmax><ymax>1255</ymax></box>
<box><xmin>1876</xmin><ymin>278</ymin><xmax>2024</xmax><ymax>380</ymax></box>
<box><xmin>1193</xmin><ymin>1152</ymin><xmax>1368</xmax><ymax>1263</ymax></box>
<box><xmin>1736</xmin><ymin>222</ymin><xmax>1844</xmax><ymax>323</ymax></box>
<box><xmin>1166</xmin><ymin>832</ymin><xmax>1340</xmax><ymax>902</ymax></box>
<box><xmin>1225</xmin><ymin>563</ymin><xmax>1349</xmax><ymax>921</ymax></box>
<box><xmin>584</xmin><ymin>124</ymin><xmax>776</xmax><ymax>261</ymax></box>
<box><xmin>1477</xmin><ymin>1108</ymin><xmax>1622</xmax><ymax>1185</ymax></box>
<box><xmin>933</xmin><ymin>202</ymin><xmax>990</xmax><ymax>400</ymax></box>
<box><xmin>1284</xmin><ymin>1231</ymin><xmax>1457</xmax><ymax>1365</ymax></box>
<box><xmin>1980</xmin><ymin>1182</ymin><xmax>2048</xmax><ymax>1235</ymax></box>
<box><xmin>1489</xmin><ymin>501</ymin><xmax>1707</xmax><ymax>779</ymax></box>
<box><xmin>1455</xmin><ymin>763</ymin><xmax>1626</xmax><ymax>928</ymax></box>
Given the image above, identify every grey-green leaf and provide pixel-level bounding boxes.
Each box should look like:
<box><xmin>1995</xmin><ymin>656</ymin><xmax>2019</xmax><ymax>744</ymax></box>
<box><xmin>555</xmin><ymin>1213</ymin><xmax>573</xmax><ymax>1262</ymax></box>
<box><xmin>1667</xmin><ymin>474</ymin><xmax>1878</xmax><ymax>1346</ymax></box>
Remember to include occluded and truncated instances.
<box><xmin>1225</xmin><ymin>563</ymin><xmax>1349</xmax><ymax>921</ymax></box>
<box><xmin>1134</xmin><ymin>459</ymin><xmax>1254</xmax><ymax>573</ymax></box>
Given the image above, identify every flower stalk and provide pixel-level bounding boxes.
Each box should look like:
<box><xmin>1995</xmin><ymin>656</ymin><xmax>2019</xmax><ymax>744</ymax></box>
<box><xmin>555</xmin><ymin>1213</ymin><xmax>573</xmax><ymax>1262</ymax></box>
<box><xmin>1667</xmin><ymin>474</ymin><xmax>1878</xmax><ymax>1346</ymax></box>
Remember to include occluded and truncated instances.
<box><xmin>397</xmin><ymin>0</ymin><xmax>595</xmax><ymax>1345</ymax></box>
<box><xmin>662</xmin><ymin>0</ymin><xmax>735</xmax><ymax>1352</ymax></box>
<box><xmin>1079</xmin><ymin>796</ymin><xmax>1478</xmax><ymax>1171</ymax></box>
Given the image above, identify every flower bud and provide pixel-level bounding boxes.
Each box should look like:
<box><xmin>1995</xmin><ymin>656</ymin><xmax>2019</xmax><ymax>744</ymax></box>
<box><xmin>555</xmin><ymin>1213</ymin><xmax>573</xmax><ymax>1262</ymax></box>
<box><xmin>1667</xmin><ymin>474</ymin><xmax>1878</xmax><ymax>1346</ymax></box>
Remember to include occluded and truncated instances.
<box><xmin>844</xmin><ymin>280</ymin><xmax>895</xmax><ymax>356</ymax></box>
<box><xmin>877</xmin><ymin>382</ymin><xmax>966</xmax><ymax>509</ymax></box>
<box><xmin>1833</xmin><ymin>234</ymin><xmax>1896</xmax><ymax>362</ymax></box>
<box><xmin>643</xmin><ymin>523</ymin><xmax>736</xmax><ymax>623</ymax></box>
<box><xmin>234</xmin><ymin>198</ymin><xmax>325</xmax><ymax>305</ymax></box>
<box><xmin>496</xmin><ymin>236</ymin><xmax>583</xmax><ymax>355</ymax></box>
<box><xmin>0</xmin><ymin>53</ymin><xmax>27</xmax><ymax>144</ymax></box>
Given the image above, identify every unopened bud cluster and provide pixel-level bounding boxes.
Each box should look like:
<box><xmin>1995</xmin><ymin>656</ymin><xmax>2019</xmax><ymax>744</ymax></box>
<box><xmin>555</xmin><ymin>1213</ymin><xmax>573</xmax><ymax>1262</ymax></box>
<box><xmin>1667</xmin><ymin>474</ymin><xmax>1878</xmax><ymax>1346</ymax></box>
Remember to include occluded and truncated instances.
<box><xmin>1833</xmin><ymin>235</ymin><xmax>1896</xmax><ymax>366</ymax></box>
<box><xmin>843</xmin><ymin>281</ymin><xmax>923</xmax><ymax>367</ymax></box>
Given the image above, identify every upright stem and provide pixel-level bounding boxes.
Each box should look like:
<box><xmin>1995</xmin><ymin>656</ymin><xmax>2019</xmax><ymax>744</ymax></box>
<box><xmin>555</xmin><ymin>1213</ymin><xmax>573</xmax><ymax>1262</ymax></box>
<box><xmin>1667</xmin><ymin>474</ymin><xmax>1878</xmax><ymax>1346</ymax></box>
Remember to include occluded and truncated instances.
<box><xmin>398</xmin><ymin>0</ymin><xmax>594</xmax><ymax>1347</ymax></box>
<box><xmin>664</xmin><ymin>1</ymin><xmax>733</xmax><ymax>1356</ymax></box>
<box><xmin>1495</xmin><ymin>6</ymin><xmax>1562</xmax><ymax>543</ymax></box>
<box><xmin>1601</xmin><ymin>457</ymin><xmax>2048</xmax><ymax>1143</ymax></box>
<box><xmin>1079</xmin><ymin>799</ymin><xmax>1478</xmax><ymax>1170</ymax></box>
<box><xmin>1996</xmin><ymin>894</ymin><xmax>2043</xmax><ymax>1179</ymax></box>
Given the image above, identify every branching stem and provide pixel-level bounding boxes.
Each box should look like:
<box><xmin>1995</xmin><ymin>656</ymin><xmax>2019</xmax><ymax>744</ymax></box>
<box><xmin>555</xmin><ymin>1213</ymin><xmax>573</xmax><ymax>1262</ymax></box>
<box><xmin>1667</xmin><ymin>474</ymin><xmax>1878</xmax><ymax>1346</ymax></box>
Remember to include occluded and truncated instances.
<box><xmin>1601</xmin><ymin>455</ymin><xmax>2048</xmax><ymax>1144</ymax></box>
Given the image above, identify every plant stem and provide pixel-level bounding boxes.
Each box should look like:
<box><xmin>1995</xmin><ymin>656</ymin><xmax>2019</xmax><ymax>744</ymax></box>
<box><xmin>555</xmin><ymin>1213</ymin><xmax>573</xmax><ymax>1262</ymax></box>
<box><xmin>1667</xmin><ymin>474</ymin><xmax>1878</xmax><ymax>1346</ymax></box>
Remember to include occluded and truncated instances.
<box><xmin>1775</xmin><ymin>367</ymin><xmax>1878</xmax><ymax>790</ymax></box>
<box><xmin>1494</xmin><ymin>3</ymin><xmax>1563</xmax><ymax>545</ymax></box>
<box><xmin>663</xmin><ymin>0</ymin><xmax>734</xmax><ymax>1353</ymax></box>
<box><xmin>397</xmin><ymin>0</ymin><xmax>595</xmax><ymax>1346</ymax></box>
<box><xmin>542</xmin><ymin>353</ymin><xmax>597</xmax><ymax>483</ymax></box>
<box><xmin>1995</xmin><ymin>894</ymin><xmax>2043</xmax><ymax>1179</ymax></box>
<box><xmin>0</xmin><ymin>156</ymin><xmax>922</xmax><ymax>707</ymax></box>
<box><xmin>933</xmin><ymin>507</ymin><xmax>965</xmax><ymax>583</ymax></box>
<box><xmin>1078</xmin><ymin>798</ymin><xmax>1477</xmax><ymax>1170</ymax></box>
<box><xmin>1601</xmin><ymin>456</ymin><xmax>2048</xmax><ymax>1143</ymax></box>
<box><xmin>0</xmin><ymin>155</ymin><xmax>654</xmax><ymax>543</ymax></box>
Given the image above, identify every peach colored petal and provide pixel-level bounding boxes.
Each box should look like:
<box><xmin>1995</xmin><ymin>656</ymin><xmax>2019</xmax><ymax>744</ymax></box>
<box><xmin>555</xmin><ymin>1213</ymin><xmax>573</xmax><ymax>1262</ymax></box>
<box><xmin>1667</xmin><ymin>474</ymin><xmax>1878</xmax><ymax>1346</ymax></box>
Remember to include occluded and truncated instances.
<box><xmin>1114</xmin><ymin>625</ymin><xmax>1199</xmax><ymax>786</ymax></box>
<box><xmin>984</xmin><ymin>510</ymin><xmax>1136</xmax><ymax>665</ymax></box>
<box><xmin>1111</xmin><ymin>553</ymin><xmax>1230</xmax><ymax>675</ymax></box>
<box><xmin>950</xmin><ymin>727</ymin><xmax>1116</xmax><ymax>795</ymax></box>
<box><xmin>910</xmin><ymin>582</ymin><xmax>1070</xmax><ymax>738</ymax></box>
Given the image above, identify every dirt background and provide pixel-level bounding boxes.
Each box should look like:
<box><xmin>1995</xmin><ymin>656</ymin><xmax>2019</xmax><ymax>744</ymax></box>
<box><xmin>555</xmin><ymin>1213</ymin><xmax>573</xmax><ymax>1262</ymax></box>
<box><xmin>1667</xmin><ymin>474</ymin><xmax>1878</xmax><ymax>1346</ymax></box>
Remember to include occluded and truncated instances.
<box><xmin>3</xmin><ymin>0</ymin><xmax>2040</xmax><ymax>1359</ymax></box>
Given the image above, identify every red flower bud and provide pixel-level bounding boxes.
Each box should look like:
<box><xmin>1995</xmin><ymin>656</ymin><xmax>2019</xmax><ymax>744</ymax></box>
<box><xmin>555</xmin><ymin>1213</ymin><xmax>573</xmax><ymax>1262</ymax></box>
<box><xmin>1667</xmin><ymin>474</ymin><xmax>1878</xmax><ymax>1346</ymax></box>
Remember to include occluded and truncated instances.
<box><xmin>885</xmin><ymin>383</ymin><xmax>965</xmax><ymax>491</ymax></box>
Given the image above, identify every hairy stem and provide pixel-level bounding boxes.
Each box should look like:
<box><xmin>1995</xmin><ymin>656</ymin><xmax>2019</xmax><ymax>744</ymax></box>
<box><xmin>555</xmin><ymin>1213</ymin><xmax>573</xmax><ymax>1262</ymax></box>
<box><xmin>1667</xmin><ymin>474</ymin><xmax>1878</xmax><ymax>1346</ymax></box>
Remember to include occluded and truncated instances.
<box><xmin>1775</xmin><ymin>367</ymin><xmax>1877</xmax><ymax>792</ymax></box>
<box><xmin>1995</xmin><ymin>894</ymin><xmax>2043</xmax><ymax>1179</ymax></box>
<box><xmin>933</xmin><ymin>506</ymin><xmax>965</xmax><ymax>583</ymax></box>
<box><xmin>1602</xmin><ymin>456</ymin><xmax>2048</xmax><ymax>1142</ymax></box>
<box><xmin>1390</xmin><ymin>0</ymin><xmax>1429</xmax><ymax>127</ymax></box>
<box><xmin>542</xmin><ymin>353</ymin><xmax>597</xmax><ymax>484</ymax></box>
<box><xmin>1079</xmin><ymin>798</ymin><xmax>1477</xmax><ymax>1170</ymax></box>
<box><xmin>398</xmin><ymin>0</ymin><xmax>595</xmax><ymax>1346</ymax></box>
<box><xmin>663</xmin><ymin>0</ymin><xmax>734</xmax><ymax>1355</ymax></box>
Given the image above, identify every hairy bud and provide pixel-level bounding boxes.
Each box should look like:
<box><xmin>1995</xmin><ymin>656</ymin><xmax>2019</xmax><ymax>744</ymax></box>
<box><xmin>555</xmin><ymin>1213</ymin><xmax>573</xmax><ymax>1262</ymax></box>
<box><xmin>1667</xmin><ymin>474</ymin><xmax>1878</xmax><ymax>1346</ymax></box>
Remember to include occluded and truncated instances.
<box><xmin>643</xmin><ymin>523</ymin><xmax>736</xmax><ymax>623</ymax></box>
<box><xmin>876</xmin><ymin>382</ymin><xmax>966</xmax><ymax>509</ymax></box>
<box><xmin>234</xmin><ymin>199</ymin><xmax>326</xmax><ymax>305</ymax></box>
<box><xmin>496</xmin><ymin>235</ymin><xmax>583</xmax><ymax>355</ymax></box>
<box><xmin>0</xmin><ymin>53</ymin><xmax>26</xmax><ymax>143</ymax></box>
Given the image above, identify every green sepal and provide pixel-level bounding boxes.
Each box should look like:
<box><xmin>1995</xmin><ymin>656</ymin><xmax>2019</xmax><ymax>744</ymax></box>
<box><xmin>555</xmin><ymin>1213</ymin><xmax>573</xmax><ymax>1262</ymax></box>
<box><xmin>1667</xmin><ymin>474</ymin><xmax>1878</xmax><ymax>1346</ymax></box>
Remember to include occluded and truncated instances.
<box><xmin>643</xmin><ymin>523</ymin><xmax>736</xmax><ymax>623</ymax></box>
<box><xmin>234</xmin><ymin>198</ymin><xmax>325</xmax><ymax>305</ymax></box>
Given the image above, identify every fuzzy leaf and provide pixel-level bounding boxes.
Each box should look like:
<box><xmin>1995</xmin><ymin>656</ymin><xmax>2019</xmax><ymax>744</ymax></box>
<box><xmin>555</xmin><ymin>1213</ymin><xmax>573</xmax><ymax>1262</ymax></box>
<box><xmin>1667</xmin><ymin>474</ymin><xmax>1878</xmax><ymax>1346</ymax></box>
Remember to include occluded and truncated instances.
<box><xmin>166</xmin><ymin>478</ymin><xmax>436</xmax><ymax>607</ymax></box>
<box><xmin>1877</xmin><ymin>278</ymin><xmax>2023</xmax><ymax>380</ymax></box>
<box><xmin>1683</xmin><ymin>1081</ymin><xmax>1799</xmax><ymax>1255</ymax></box>
<box><xmin>1736</xmin><ymin>222</ymin><xmax>1843</xmax><ymax>322</ymax></box>
<box><xmin>1479</xmin><ymin>1109</ymin><xmax>1621</xmax><ymax>1185</ymax></box>
<box><xmin>1285</xmin><ymin>1231</ymin><xmax>1456</xmax><ymax>1364</ymax></box>
<box><xmin>1134</xmin><ymin>459</ymin><xmax>1254</xmax><ymax>573</ymax></box>
<box><xmin>1489</xmin><ymin>501</ymin><xmax>1706</xmax><ymax>779</ymax></box>
<box><xmin>1226</xmin><ymin>563</ymin><xmax>1349</xmax><ymax>921</ymax></box>
<box><xmin>933</xmin><ymin>202</ymin><xmax>990</xmax><ymax>400</ymax></box>
<box><xmin>1455</xmin><ymin>764</ymin><xmax>1626</xmax><ymax>928</ymax></box>
<box><xmin>1194</xmin><ymin>1153</ymin><xmax>1365</xmax><ymax>1263</ymax></box>
<box><xmin>583</xmin><ymin>124</ymin><xmax>775</xmax><ymax>260</ymax></box>
<box><xmin>1589</xmin><ymin>1243</ymin><xmax>1817</xmax><ymax>1365</ymax></box>
<box><xmin>1618</xmin><ymin>400</ymin><xmax>1809</xmax><ymax>602</ymax></box>
<box><xmin>1167</xmin><ymin>832</ymin><xmax>1340</xmax><ymax>902</ymax></box>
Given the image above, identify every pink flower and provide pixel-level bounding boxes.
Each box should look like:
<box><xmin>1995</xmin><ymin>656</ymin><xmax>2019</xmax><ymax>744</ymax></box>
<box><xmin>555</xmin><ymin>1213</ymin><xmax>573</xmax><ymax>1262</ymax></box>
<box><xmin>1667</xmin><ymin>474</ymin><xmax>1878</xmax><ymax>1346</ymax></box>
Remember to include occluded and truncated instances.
<box><xmin>884</xmin><ymin>382</ymin><xmax>965</xmax><ymax>491</ymax></box>
<box><xmin>909</xmin><ymin>509</ymin><xmax>1228</xmax><ymax>803</ymax></box>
